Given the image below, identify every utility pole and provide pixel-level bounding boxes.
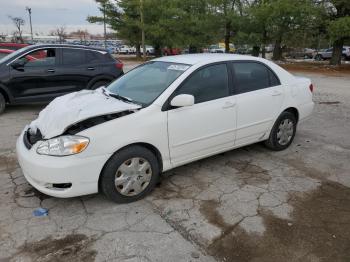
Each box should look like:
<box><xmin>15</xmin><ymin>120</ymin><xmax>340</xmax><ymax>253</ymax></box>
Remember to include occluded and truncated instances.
<box><xmin>103</xmin><ymin>1</ymin><xmax>107</xmax><ymax>49</ymax></box>
<box><xmin>25</xmin><ymin>7</ymin><xmax>33</xmax><ymax>42</ymax></box>
<box><xmin>140</xmin><ymin>0</ymin><xmax>146</xmax><ymax>59</ymax></box>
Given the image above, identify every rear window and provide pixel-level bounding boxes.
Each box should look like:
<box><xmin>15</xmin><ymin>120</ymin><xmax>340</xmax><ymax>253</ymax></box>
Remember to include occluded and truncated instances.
<box><xmin>232</xmin><ymin>62</ymin><xmax>280</xmax><ymax>94</ymax></box>
<box><xmin>86</xmin><ymin>50</ymin><xmax>109</xmax><ymax>63</ymax></box>
<box><xmin>62</xmin><ymin>48</ymin><xmax>86</xmax><ymax>65</ymax></box>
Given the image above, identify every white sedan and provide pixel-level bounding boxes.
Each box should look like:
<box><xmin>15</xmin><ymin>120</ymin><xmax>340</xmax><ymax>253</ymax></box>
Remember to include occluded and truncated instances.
<box><xmin>16</xmin><ymin>54</ymin><xmax>314</xmax><ymax>203</ymax></box>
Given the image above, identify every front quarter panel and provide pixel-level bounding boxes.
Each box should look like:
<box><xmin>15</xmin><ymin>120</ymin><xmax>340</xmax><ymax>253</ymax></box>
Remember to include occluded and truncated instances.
<box><xmin>77</xmin><ymin>104</ymin><xmax>171</xmax><ymax>170</ymax></box>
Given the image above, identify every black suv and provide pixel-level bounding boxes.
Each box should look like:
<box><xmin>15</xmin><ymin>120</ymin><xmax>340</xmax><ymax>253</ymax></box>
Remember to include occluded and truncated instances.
<box><xmin>0</xmin><ymin>44</ymin><xmax>124</xmax><ymax>114</ymax></box>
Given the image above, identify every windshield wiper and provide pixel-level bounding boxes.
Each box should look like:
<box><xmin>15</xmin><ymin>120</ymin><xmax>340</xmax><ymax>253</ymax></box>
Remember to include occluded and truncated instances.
<box><xmin>101</xmin><ymin>87</ymin><xmax>142</xmax><ymax>107</ymax></box>
<box><xmin>109</xmin><ymin>93</ymin><xmax>132</xmax><ymax>102</ymax></box>
<box><xmin>109</xmin><ymin>93</ymin><xmax>143</xmax><ymax>107</ymax></box>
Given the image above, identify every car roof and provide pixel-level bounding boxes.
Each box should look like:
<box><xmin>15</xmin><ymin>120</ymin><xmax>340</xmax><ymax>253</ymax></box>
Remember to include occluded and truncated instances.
<box><xmin>25</xmin><ymin>44</ymin><xmax>108</xmax><ymax>52</ymax></box>
<box><xmin>153</xmin><ymin>53</ymin><xmax>263</xmax><ymax>65</ymax></box>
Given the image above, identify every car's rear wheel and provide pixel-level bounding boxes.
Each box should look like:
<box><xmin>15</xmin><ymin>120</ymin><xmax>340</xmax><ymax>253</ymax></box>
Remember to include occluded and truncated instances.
<box><xmin>265</xmin><ymin>111</ymin><xmax>297</xmax><ymax>151</ymax></box>
<box><xmin>90</xmin><ymin>80</ymin><xmax>109</xmax><ymax>90</ymax></box>
<box><xmin>100</xmin><ymin>145</ymin><xmax>160</xmax><ymax>203</ymax></box>
<box><xmin>0</xmin><ymin>93</ymin><xmax>6</xmax><ymax>115</ymax></box>
<box><xmin>315</xmin><ymin>54</ymin><xmax>323</xmax><ymax>61</ymax></box>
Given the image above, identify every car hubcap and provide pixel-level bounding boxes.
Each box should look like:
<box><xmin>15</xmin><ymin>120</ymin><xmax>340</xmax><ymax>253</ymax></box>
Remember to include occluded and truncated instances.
<box><xmin>277</xmin><ymin>119</ymin><xmax>294</xmax><ymax>146</ymax></box>
<box><xmin>115</xmin><ymin>157</ymin><xmax>152</xmax><ymax>196</ymax></box>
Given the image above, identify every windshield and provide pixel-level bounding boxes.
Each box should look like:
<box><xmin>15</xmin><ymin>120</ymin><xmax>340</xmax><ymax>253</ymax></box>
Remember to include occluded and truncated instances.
<box><xmin>107</xmin><ymin>61</ymin><xmax>190</xmax><ymax>106</ymax></box>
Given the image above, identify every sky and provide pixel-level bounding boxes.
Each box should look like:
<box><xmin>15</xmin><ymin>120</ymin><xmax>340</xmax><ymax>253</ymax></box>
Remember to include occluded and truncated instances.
<box><xmin>0</xmin><ymin>0</ymin><xmax>106</xmax><ymax>35</ymax></box>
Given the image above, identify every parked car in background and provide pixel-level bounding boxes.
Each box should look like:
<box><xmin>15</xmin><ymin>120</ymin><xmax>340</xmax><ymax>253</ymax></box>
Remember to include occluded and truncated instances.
<box><xmin>209</xmin><ymin>43</ymin><xmax>235</xmax><ymax>53</ymax></box>
<box><xmin>141</xmin><ymin>45</ymin><xmax>155</xmax><ymax>55</ymax></box>
<box><xmin>0</xmin><ymin>44</ymin><xmax>124</xmax><ymax>114</ymax></box>
<box><xmin>118</xmin><ymin>45</ymin><xmax>136</xmax><ymax>54</ymax></box>
<box><xmin>17</xmin><ymin>54</ymin><xmax>314</xmax><ymax>203</ymax></box>
<box><xmin>0</xmin><ymin>49</ymin><xmax>36</xmax><ymax>61</ymax></box>
<box><xmin>0</xmin><ymin>49</ymin><xmax>15</xmax><ymax>59</ymax></box>
<box><xmin>209</xmin><ymin>44</ymin><xmax>225</xmax><ymax>53</ymax></box>
<box><xmin>235</xmin><ymin>47</ymin><xmax>250</xmax><ymax>55</ymax></box>
<box><xmin>0</xmin><ymin>42</ymin><xmax>29</xmax><ymax>51</ymax></box>
<box><xmin>314</xmin><ymin>46</ymin><xmax>350</xmax><ymax>61</ymax></box>
<box><xmin>163</xmin><ymin>47</ymin><xmax>182</xmax><ymax>56</ymax></box>
<box><xmin>288</xmin><ymin>48</ymin><xmax>315</xmax><ymax>59</ymax></box>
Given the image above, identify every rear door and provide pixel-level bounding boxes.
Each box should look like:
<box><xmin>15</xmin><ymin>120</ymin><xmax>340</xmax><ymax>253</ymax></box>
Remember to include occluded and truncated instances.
<box><xmin>54</xmin><ymin>48</ymin><xmax>93</xmax><ymax>92</ymax></box>
<box><xmin>231</xmin><ymin>61</ymin><xmax>284</xmax><ymax>146</ymax></box>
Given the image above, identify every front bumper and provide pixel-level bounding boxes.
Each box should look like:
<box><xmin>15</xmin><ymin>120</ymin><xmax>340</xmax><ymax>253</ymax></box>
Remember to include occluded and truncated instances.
<box><xmin>16</xmin><ymin>131</ymin><xmax>111</xmax><ymax>198</ymax></box>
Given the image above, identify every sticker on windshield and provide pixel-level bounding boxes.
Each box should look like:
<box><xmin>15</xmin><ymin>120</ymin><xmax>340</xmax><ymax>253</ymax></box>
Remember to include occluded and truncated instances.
<box><xmin>167</xmin><ymin>64</ymin><xmax>190</xmax><ymax>71</ymax></box>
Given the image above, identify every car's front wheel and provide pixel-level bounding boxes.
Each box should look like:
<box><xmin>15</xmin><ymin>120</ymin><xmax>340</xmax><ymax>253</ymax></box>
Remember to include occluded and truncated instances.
<box><xmin>265</xmin><ymin>111</ymin><xmax>297</xmax><ymax>151</ymax></box>
<box><xmin>0</xmin><ymin>93</ymin><xmax>6</xmax><ymax>115</ymax></box>
<box><xmin>100</xmin><ymin>145</ymin><xmax>160</xmax><ymax>203</ymax></box>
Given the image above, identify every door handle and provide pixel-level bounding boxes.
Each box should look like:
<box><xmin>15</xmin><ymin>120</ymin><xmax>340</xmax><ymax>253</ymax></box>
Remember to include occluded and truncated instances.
<box><xmin>222</xmin><ymin>102</ymin><xmax>236</xmax><ymax>109</ymax></box>
<box><xmin>87</xmin><ymin>67</ymin><xmax>95</xmax><ymax>70</ymax></box>
<box><xmin>272</xmin><ymin>90</ymin><xmax>282</xmax><ymax>96</ymax></box>
<box><xmin>47</xmin><ymin>69</ymin><xmax>55</xmax><ymax>73</ymax></box>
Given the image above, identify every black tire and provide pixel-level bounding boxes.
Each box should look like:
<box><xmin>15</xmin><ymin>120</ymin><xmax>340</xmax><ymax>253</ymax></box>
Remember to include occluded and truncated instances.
<box><xmin>0</xmin><ymin>93</ymin><xmax>5</xmax><ymax>115</ymax></box>
<box><xmin>315</xmin><ymin>54</ymin><xmax>323</xmax><ymax>61</ymax></box>
<box><xmin>100</xmin><ymin>145</ymin><xmax>160</xmax><ymax>203</ymax></box>
<box><xmin>90</xmin><ymin>80</ymin><xmax>109</xmax><ymax>90</ymax></box>
<box><xmin>264</xmin><ymin>111</ymin><xmax>297</xmax><ymax>151</ymax></box>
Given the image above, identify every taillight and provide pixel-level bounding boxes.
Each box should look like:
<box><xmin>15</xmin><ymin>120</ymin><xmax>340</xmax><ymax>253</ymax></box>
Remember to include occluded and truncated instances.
<box><xmin>115</xmin><ymin>62</ymin><xmax>123</xmax><ymax>70</ymax></box>
<box><xmin>309</xmin><ymin>83</ymin><xmax>314</xmax><ymax>93</ymax></box>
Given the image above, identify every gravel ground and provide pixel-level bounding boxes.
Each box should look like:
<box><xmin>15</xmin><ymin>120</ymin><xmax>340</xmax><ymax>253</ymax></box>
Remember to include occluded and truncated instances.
<box><xmin>0</xmin><ymin>68</ymin><xmax>349</xmax><ymax>262</ymax></box>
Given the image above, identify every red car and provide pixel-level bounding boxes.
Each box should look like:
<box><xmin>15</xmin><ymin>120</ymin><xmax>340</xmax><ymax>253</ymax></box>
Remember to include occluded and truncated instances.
<box><xmin>0</xmin><ymin>43</ymin><xmax>29</xmax><ymax>51</ymax></box>
<box><xmin>162</xmin><ymin>47</ymin><xmax>182</xmax><ymax>56</ymax></box>
<box><xmin>0</xmin><ymin>43</ymin><xmax>46</xmax><ymax>59</ymax></box>
<box><xmin>0</xmin><ymin>49</ymin><xmax>36</xmax><ymax>61</ymax></box>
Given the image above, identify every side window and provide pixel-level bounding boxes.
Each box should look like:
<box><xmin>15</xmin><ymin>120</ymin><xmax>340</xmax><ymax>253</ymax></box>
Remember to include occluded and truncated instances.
<box><xmin>232</xmin><ymin>62</ymin><xmax>278</xmax><ymax>94</ymax></box>
<box><xmin>175</xmin><ymin>64</ymin><xmax>229</xmax><ymax>104</ymax></box>
<box><xmin>62</xmin><ymin>48</ymin><xmax>86</xmax><ymax>65</ymax></box>
<box><xmin>22</xmin><ymin>48</ymin><xmax>56</xmax><ymax>67</ymax></box>
<box><xmin>86</xmin><ymin>50</ymin><xmax>104</xmax><ymax>63</ymax></box>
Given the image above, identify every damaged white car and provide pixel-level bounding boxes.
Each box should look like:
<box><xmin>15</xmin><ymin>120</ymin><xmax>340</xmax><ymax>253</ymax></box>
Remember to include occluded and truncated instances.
<box><xmin>16</xmin><ymin>54</ymin><xmax>314</xmax><ymax>203</ymax></box>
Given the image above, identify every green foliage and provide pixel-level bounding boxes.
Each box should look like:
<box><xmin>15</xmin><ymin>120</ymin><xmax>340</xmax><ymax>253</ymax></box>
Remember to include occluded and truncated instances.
<box><xmin>328</xmin><ymin>16</ymin><xmax>350</xmax><ymax>40</ymax></box>
<box><xmin>87</xmin><ymin>0</ymin><xmax>348</xmax><ymax>58</ymax></box>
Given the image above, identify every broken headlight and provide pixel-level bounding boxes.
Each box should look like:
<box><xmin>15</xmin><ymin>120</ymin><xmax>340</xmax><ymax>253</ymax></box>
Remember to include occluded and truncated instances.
<box><xmin>36</xmin><ymin>136</ymin><xmax>89</xmax><ymax>156</ymax></box>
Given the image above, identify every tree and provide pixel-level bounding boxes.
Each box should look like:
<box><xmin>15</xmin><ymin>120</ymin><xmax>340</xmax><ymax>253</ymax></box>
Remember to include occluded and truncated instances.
<box><xmin>9</xmin><ymin>16</ymin><xmax>25</xmax><ymax>43</ymax></box>
<box><xmin>88</xmin><ymin>0</ymin><xmax>143</xmax><ymax>56</ymax></box>
<box><xmin>248</xmin><ymin>0</ymin><xmax>279</xmax><ymax>57</ymax></box>
<box><xmin>54</xmin><ymin>26</ymin><xmax>67</xmax><ymax>43</ymax></box>
<box><xmin>171</xmin><ymin>0</ymin><xmax>218</xmax><ymax>53</ymax></box>
<box><xmin>326</xmin><ymin>0</ymin><xmax>350</xmax><ymax>65</ymax></box>
<box><xmin>210</xmin><ymin>0</ymin><xmax>243</xmax><ymax>53</ymax></box>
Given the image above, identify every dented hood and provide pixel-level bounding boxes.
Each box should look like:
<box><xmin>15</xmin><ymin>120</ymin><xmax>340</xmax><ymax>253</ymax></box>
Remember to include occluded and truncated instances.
<box><xmin>29</xmin><ymin>87</ymin><xmax>141</xmax><ymax>139</ymax></box>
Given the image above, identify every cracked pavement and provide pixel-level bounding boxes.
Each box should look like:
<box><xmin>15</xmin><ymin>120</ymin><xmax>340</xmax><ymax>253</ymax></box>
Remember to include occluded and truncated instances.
<box><xmin>0</xmin><ymin>71</ymin><xmax>350</xmax><ymax>261</ymax></box>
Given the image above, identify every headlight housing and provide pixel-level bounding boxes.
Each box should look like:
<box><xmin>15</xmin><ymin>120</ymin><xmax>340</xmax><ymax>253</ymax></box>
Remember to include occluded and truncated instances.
<box><xmin>36</xmin><ymin>135</ymin><xmax>89</xmax><ymax>156</ymax></box>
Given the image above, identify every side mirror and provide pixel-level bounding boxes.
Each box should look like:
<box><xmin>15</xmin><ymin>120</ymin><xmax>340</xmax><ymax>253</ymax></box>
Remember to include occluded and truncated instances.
<box><xmin>170</xmin><ymin>94</ymin><xmax>194</xmax><ymax>107</ymax></box>
<box><xmin>11</xmin><ymin>59</ymin><xmax>26</xmax><ymax>70</ymax></box>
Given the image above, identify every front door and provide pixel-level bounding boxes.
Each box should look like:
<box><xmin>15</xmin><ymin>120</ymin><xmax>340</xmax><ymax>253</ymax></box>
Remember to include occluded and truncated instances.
<box><xmin>167</xmin><ymin>63</ymin><xmax>236</xmax><ymax>165</ymax></box>
<box><xmin>9</xmin><ymin>48</ymin><xmax>60</xmax><ymax>102</ymax></box>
